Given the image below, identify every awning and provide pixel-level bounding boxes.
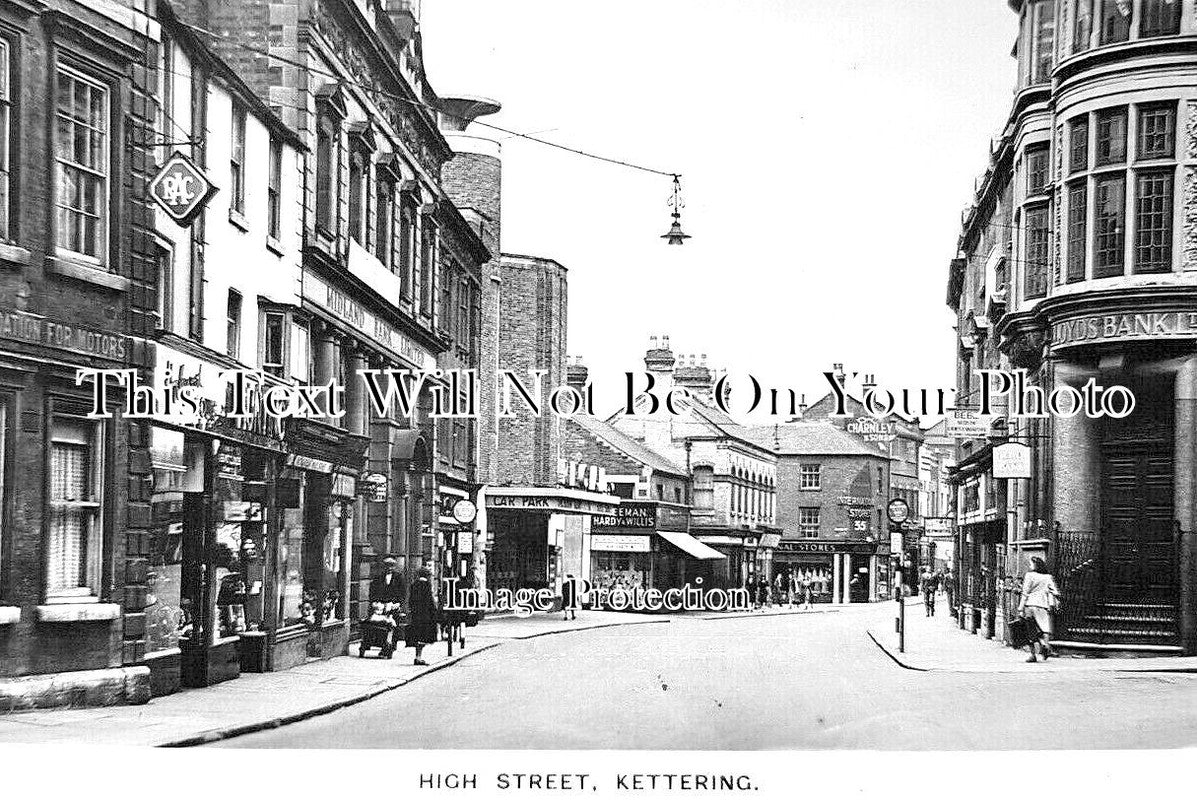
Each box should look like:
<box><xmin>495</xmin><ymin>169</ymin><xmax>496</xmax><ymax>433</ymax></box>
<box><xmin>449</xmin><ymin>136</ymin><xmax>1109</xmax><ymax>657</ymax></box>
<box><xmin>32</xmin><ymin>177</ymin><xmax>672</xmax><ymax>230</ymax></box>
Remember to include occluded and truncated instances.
<box><xmin>657</xmin><ymin>530</ymin><xmax>726</xmax><ymax>561</ymax></box>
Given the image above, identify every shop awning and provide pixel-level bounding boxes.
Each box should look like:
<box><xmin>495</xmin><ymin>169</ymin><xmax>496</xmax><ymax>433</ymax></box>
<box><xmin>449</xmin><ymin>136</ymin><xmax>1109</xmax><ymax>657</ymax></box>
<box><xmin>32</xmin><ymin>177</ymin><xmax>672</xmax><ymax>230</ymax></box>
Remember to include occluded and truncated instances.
<box><xmin>657</xmin><ymin>530</ymin><xmax>726</xmax><ymax>561</ymax></box>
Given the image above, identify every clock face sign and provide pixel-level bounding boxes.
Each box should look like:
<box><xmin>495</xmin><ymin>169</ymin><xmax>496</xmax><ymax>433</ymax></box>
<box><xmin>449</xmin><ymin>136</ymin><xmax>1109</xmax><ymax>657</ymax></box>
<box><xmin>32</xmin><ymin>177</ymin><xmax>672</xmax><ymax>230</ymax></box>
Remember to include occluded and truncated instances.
<box><xmin>452</xmin><ymin>499</ymin><xmax>478</xmax><ymax>524</ymax></box>
<box><xmin>887</xmin><ymin>498</ymin><xmax>910</xmax><ymax>524</ymax></box>
<box><xmin>150</xmin><ymin>151</ymin><xmax>218</xmax><ymax>226</ymax></box>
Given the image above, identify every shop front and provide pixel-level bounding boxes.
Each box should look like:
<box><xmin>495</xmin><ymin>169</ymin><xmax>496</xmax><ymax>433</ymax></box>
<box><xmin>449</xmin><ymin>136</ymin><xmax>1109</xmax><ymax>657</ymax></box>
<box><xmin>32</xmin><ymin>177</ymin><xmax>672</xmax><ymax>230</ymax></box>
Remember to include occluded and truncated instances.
<box><xmin>773</xmin><ymin>540</ymin><xmax>886</xmax><ymax>604</ymax></box>
<box><xmin>588</xmin><ymin>501</ymin><xmax>722</xmax><ymax>597</ymax></box>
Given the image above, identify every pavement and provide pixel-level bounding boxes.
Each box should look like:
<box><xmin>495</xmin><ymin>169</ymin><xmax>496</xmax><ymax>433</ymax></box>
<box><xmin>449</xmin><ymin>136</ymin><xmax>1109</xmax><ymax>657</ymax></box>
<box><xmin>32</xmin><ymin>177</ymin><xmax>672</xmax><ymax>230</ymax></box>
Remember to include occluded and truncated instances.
<box><xmin>866</xmin><ymin>595</ymin><xmax>1197</xmax><ymax>673</ymax></box>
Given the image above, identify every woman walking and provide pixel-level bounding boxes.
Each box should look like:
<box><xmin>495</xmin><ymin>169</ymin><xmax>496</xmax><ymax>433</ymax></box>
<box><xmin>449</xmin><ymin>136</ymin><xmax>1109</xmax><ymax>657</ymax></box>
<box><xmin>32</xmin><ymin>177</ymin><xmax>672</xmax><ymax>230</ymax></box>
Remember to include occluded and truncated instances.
<box><xmin>1018</xmin><ymin>557</ymin><xmax>1060</xmax><ymax>663</ymax></box>
<box><xmin>405</xmin><ymin>567</ymin><xmax>439</xmax><ymax>666</ymax></box>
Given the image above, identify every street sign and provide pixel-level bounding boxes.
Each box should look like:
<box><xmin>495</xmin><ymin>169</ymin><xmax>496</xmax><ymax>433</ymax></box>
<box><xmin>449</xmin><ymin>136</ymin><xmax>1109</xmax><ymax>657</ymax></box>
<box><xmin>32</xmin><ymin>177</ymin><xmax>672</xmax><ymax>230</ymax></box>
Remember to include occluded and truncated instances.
<box><xmin>993</xmin><ymin>441</ymin><xmax>1032</xmax><ymax>479</ymax></box>
<box><xmin>886</xmin><ymin>498</ymin><xmax>910</xmax><ymax>524</ymax></box>
<box><xmin>150</xmin><ymin>151</ymin><xmax>218</xmax><ymax>226</ymax></box>
<box><xmin>360</xmin><ymin>472</ymin><xmax>388</xmax><ymax>503</ymax></box>
<box><xmin>452</xmin><ymin>498</ymin><xmax>478</xmax><ymax>524</ymax></box>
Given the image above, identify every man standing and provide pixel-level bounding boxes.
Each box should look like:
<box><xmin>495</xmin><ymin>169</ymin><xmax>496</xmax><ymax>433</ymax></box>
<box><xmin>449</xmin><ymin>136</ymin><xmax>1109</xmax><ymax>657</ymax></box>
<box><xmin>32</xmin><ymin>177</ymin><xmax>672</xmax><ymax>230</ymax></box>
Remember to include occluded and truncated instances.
<box><xmin>561</xmin><ymin>573</ymin><xmax>584</xmax><ymax>621</ymax></box>
<box><xmin>921</xmin><ymin>568</ymin><xmax>938</xmax><ymax>617</ymax></box>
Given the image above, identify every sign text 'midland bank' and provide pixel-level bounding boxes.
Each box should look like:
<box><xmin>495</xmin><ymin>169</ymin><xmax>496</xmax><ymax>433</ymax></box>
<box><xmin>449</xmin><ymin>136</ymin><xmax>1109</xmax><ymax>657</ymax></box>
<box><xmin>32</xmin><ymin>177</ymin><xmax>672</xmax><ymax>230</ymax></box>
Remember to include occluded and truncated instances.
<box><xmin>1051</xmin><ymin>310</ymin><xmax>1197</xmax><ymax>350</ymax></box>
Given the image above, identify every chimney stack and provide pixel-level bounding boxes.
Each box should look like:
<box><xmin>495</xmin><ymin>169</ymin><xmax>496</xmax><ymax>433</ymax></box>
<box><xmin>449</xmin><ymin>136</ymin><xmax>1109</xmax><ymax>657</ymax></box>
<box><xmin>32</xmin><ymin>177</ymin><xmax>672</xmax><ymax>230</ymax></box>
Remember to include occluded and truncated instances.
<box><xmin>644</xmin><ymin>334</ymin><xmax>677</xmax><ymax>397</ymax></box>
<box><xmin>566</xmin><ymin>355</ymin><xmax>589</xmax><ymax>396</ymax></box>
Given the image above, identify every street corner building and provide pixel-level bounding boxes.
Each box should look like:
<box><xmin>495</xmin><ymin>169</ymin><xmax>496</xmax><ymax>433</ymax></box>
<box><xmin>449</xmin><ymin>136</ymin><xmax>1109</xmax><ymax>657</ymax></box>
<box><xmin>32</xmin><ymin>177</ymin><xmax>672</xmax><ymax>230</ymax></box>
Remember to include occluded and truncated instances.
<box><xmin>947</xmin><ymin>0</ymin><xmax>1197</xmax><ymax>656</ymax></box>
<box><xmin>0</xmin><ymin>0</ymin><xmax>517</xmax><ymax>708</ymax></box>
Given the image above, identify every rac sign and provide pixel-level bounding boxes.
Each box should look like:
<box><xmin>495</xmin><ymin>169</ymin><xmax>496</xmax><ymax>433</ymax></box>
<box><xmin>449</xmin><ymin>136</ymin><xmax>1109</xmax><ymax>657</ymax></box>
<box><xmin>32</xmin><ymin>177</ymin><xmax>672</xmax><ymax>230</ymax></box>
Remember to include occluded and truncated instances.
<box><xmin>150</xmin><ymin>151</ymin><xmax>218</xmax><ymax>226</ymax></box>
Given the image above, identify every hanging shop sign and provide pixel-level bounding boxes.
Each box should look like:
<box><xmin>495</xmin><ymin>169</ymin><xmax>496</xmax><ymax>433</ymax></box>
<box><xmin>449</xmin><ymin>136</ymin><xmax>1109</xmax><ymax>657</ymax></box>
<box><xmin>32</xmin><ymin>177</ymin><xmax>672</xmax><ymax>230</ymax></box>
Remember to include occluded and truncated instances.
<box><xmin>924</xmin><ymin>517</ymin><xmax>954</xmax><ymax>537</ymax></box>
<box><xmin>993</xmin><ymin>441</ymin><xmax>1032</xmax><ymax>479</ymax></box>
<box><xmin>946</xmin><ymin>408</ymin><xmax>989</xmax><ymax>438</ymax></box>
<box><xmin>457</xmin><ymin>528</ymin><xmax>474</xmax><ymax>554</ymax></box>
<box><xmin>452</xmin><ymin>499</ymin><xmax>478</xmax><ymax>524</ymax></box>
<box><xmin>886</xmin><ymin>498</ymin><xmax>910</xmax><ymax>524</ymax></box>
<box><xmin>222</xmin><ymin>501</ymin><xmax>265</xmax><ymax>522</ymax></box>
<box><xmin>150</xmin><ymin>151</ymin><xmax>218</xmax><ymax>226</ymax></box>
<box><xmin>360</xmin><ymin>472</ymin><xmax>388</xmax><ymax>503</ymax></box>
<box><xmin>331</xmin><ymin>473</ymin><xmax>357</xmax><ymax>498</ymax></box>
<box><xmin>758</xmin><ymin>532</ymin><xmax>782</xmax><ymax>549</ymax></box>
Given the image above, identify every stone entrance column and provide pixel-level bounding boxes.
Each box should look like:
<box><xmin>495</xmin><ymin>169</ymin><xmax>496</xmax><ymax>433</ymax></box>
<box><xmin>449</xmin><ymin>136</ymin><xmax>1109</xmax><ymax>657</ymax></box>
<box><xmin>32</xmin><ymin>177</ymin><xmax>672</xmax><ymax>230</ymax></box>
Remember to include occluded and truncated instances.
<box><xmin>1175</xmin><ymin>353</ymin><xmax>1197</xmax><ymax>654</ymax></box>
<box><xmin>1050</xmin><ymin>360</ymin><xmax>1100</xmax><ymax>534</ymax></box>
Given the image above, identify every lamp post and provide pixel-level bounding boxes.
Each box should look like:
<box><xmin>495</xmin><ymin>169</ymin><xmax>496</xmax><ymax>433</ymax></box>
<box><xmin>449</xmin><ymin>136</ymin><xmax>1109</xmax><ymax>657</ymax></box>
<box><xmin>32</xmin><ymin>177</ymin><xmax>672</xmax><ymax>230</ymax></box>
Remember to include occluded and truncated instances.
<box><xmin>661</xmin><ymin>174</ymin><xmax>691</xmax><ymax>245</ymax></box>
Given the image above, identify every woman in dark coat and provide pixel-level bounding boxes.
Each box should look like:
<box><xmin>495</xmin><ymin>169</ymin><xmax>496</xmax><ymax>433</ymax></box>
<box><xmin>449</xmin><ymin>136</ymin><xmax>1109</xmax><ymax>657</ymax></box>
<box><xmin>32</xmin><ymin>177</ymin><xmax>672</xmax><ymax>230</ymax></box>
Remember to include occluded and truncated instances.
<box><xmin>405</xmin><ymin>568</ymin><xmax>439</xmax><ymax>665</ymax></box>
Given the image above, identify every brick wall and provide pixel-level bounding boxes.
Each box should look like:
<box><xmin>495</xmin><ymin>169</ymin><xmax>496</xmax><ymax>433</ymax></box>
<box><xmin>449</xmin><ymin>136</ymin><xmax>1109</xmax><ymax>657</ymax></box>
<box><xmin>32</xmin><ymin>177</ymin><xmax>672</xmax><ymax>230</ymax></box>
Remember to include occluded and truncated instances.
<box><xmin>775</xmin><ymin>454</ymin><xmax>889</xmax><ymax>542</ymax></box>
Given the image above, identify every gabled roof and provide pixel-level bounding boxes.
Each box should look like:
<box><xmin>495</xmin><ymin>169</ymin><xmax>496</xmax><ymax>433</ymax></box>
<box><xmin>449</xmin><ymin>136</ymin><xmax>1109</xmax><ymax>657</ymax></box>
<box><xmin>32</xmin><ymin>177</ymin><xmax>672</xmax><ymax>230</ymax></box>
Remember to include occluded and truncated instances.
<box><xmin>745</xmin><ymin>423</ymin><xmax>888</xmax><ymax>459</ymax></box>
<box><xmin>568</xmin><ymin>415</ymin><xmax>688</xmax><ymax>478</ymax></box>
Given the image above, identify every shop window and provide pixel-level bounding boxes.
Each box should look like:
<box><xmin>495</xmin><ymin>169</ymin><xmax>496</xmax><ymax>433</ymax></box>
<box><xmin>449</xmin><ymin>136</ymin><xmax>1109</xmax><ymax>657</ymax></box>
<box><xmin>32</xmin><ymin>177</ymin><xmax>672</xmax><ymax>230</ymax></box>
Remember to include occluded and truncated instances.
<box><xmin>692</xmin><ymin>466</ymin><xmax>714</xmax><ymax>510</ymax></box>
<box><xmin>798</xmin><ymin>508</ymin><xmax>820</xmax><ymax>539</ymax></box>
<box><xmin>1098</xmin><ymin>0</ymin><xmax>1132</xmax><ymax>44</ymax></box>
<box><xmin>1025</xmin><ymin>145</ymin><xmax>1050</xmax><ymax>195</ymax></box>
<box><xmin>1135</xmin><ymin>170</ymin><xmax>1173</xmax><ymax>274</ymax></box>
<box><xmin>47</xmin><ymin>414</ymin><xmax>104</xmax><ymax>599</ymax></box>
<box><xmin>1095</xmin><ymin>107</ymin><xmax>1127</xmax><ymax>166</ymax></box>
<box><xmin>1137</xmin><ymin>103</ymin><xmax>1176</xmax><ymax>161</ymax></box>
<box><xmin>226</xmin><ymin>289</ymin><xmax>242</xmax><ymax>360</ymax></box>
<box><xmin>1066</xmin><ymin>182</ymin><xmax>1088</xmax><ymax>282</ymax></box>
<box><xmin>1023</xmin><ymin>205</ymin><xmax>1050</xmax><ymax>299</ymax></box>
<box><xmin>799</xmin><ymin>463</ymin><xmax>821</xmax><ymax>490</ymax></box>
<box><xmin>55</xmin><ymin>65</ymin><xmax>109</xmax><ymax>264</ymax></box>
<box><xmin>146</xmin><ymin>427</ymin><xmax>186</xmax><ymax>655</ymax></box>
<box><xmin>1073</xmin><ymin>0</ymin><xmax>1093</xmax><ymax>51</ymax></box>
<box><xmin>315</xmin><ymin>115</ymin><xmax>338</xmax><ymax>233</ymax></box>
<box><xmin>267</xmin><ymin>137</ymin><xmax>282</xmax><ymax>240</ymax></box>
<box><xmin>230</xmin><ymin>103</ymin><xmax>246</xmax><ymax>216</ymax></box>
<box><xmin>1093</xmin><ymin>174</ymin><xmax>1126</xmax><ymax>277</ymax></box>
<box><xmin>0</xmin><ymin>40</ymin><xmax>10</xmax><ymax>241</ymax></box>
<box><xmin>1140</xmin><ymin>0</ymin><xmax>1180</xmax><ymax>37</ymax></box>
<box><xmin>278</xmin><ymin>502</ymin><xmax>306</xmax><ymax>628</ymax></box>
<box><xmin>1070</xmin><ymin>117</ymin><xmax>1089</xmax><ymax>174</ymax></box>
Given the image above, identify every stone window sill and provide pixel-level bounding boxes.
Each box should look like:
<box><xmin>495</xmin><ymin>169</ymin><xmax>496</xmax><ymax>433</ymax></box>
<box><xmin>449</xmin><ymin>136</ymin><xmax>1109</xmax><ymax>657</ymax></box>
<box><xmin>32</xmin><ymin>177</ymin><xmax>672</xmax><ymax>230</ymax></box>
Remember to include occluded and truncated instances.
<box><xmin>36</xmin><ymin>603</ymin><xmax>122</xmax><ymax>623</ymax></box>
<box><xmin>0</xmin><ymin>242</ymin><xmax>31</xmax><ymax>268</ymax></box>
<box><xmin>0</xmin><ymin>606</ymin><xmax>20</xmax><ymax>625</ymax></box>
<box><xmin>45</xmin><ymin>257</ymin><xmax>130</xmax><ymax>292</ymax></box>
<box><xmin>229</xmin><ymin>208</ymin><xmax>250</xmax><ymax>232</ymax></box>
<box><xmin>266</xmin><ymin>236</ymin><xmax>284</xmax><ymax>257</ymax></box>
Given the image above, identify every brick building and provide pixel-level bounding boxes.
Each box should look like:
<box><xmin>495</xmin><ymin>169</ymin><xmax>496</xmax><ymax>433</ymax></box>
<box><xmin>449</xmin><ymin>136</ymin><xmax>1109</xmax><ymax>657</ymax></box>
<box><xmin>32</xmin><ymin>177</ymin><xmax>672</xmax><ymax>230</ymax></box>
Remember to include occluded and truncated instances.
<box><xmin>749</xmin><ymin>424</ymin><xmax>892</xmax><ymax>603</ymax></box>
<box><xmin>948</xmin><ymin>0</ymin><xmax>1197</xmax><ymax>655</ymax></box>
<box><xmin>0</xmin><ymin>0</ymin><xmax>158</xmax><ymax>705</ymax></box>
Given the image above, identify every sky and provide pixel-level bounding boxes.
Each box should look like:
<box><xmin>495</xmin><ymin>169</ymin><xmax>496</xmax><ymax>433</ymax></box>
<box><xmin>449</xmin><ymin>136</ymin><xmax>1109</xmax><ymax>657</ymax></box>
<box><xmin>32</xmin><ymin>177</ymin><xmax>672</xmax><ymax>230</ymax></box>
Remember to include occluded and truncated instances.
<box><xmin>419</xmin><ymin>0</ymin><xmax>1016</xmax><ymax>421</ymax></box>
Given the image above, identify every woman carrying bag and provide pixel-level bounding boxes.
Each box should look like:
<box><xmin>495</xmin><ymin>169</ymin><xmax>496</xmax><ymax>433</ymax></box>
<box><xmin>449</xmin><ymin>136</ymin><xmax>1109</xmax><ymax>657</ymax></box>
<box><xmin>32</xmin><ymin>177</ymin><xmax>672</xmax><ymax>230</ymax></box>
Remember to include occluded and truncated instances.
<box><xmin>1018</xmin><ymin>557</ymin><xmax>1060</xmax><ymax>662</ymax></box>
<box><xmin>405</xmin><ymin>568</ymin><xmax>439</xmax><ymax>666</ymax></box>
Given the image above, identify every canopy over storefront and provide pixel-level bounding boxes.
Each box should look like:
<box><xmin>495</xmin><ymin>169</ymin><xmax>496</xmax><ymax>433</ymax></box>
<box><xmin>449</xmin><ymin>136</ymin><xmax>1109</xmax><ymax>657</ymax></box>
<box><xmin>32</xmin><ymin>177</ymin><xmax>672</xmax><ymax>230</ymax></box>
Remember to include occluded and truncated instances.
<box><xmin>658</xmin><ymin>529</ymin><xmax>726</xmax><ymax>561</ymax></box>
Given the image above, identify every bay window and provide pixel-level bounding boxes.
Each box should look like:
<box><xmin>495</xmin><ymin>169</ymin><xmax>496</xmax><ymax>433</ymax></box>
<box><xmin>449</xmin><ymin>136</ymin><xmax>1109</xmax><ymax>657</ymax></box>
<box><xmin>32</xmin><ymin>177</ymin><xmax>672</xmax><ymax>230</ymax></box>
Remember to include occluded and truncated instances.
<box><xmin>1093</xmin><ymin>174</ymin><xmax>1126</xmax><ymax>277</ymax></box>
<box><xmin>260</xmin><ymin>307</ymin><xmax>310</xmax><ymax>381</ymax></box>
<box><xmin>55</xmin><ymin>65</ymin><xmax>109</xmax><ymax>263</ymax></box>
<box><xmin>1099</xmin><ymin>0</ymin><xmax>1132</xmax><ymax>44</ymax></box>
<box><xmin>1135</xmin><ymin>170</ymin><xmax>1173</xmax><ymax>274</ymax></box>
<box><xmin>1024</xmin><ymin>205</ymin><xmax>1050</xmax><ymax>299</ymax></box>
<box><xmin>1026</xmin><ymin>144</ymin><xmax>1050</xmax><ymax>195</ymax></box>
<box><xmin>47</xmin><ymin>414</ymin><xmax>104</xmax><ymax>600</ymax></box>
<box><xmin>1066</xmin><ymin>182</ymin><xmax>1088</xmax><ymax>282</ymax></box>
<box><xmin>1095</xmin><ymin>107</ymin><xmax>1127</xmax><ymax>166</ymax></box>
<box><xmin>1137</xmin><ymin>103</ymin><xmax>1175</xmax><ymax>161</ymax></box>
<box><xmin>1140</xmin><ymin>0</ymin><xmax>1180</xmax><ymax>38</ymax></box>
<box><xmin>1031</xmin><ymin>1</ymin><xmax>1056</xmax><ymax>85</ymax></box>
<box><xmin>1073</xmin><ymin>0</ymin><xmax>1093</xmax><ymax>52</ymax></box>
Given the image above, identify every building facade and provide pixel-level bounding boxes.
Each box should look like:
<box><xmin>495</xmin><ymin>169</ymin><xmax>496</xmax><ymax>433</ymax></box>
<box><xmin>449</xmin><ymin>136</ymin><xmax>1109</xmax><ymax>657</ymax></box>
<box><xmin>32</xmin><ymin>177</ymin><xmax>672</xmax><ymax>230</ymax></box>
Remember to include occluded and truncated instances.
<box><xmin>949</xmin><ymin>0</ymin><xmax>1197</xmax><ymax>655</ymax></box>
<box><xmin>753</xmin><ymin>424</ymin><xmax>893</xmax><ymax>603</ymax></box>
<box><xmin>0</xmin><ymin>0</ymin><xmax>158</xmax><ymax>704</ymax></box>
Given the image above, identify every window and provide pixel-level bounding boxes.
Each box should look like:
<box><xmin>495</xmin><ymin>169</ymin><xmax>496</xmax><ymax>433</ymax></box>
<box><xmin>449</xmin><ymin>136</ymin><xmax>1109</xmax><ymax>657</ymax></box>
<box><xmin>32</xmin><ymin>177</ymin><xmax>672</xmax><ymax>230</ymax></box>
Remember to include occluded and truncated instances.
<box><xmin>1135</xmin><ymin>170</ymin><xmax>1173</xmax><ymax>274</ymax></box>
<box><xmin>1067</xmin><ymin>182</ymin><xmax>1088</xmax><ymax>282</ymax></box>
<box><xmin>1093</xmin><ymin>174</ymin><xmax>1126</xmax><ymax>277</ymax></box>
<box><xmin>399</xmin><ymin>194</ymin><xmax>417</xmax><ymax>298</ymax></box>
<box><xmin>0</xmin><ymin>399</ymin><xmax>6</xmax><ymax>594</ymax></box>
<box><xmin>375</xmin><ymin>179</ymin><xmax>392</xmax><ymax>269</ymax></box>
<box><xmin>1137</xmin><ymin>103</ymin><xmax>1176</xmax><ymax>161</ymax></box>
<box><xmin>262</xmin><ymin>311</ymin><xmax>286</xmax><ymax>377</ymax></box>
<box><xmin>1140</xmin><ymin>0</ymin><xmax>1180</xmax><ymax>37</ymax></box>
<box><xmin>877</xmin><ymin>466</ymin><xmax>884</xmax><ymax>493</ymax></box>
<box><xmin>1024</xmin><ymin>205</ymin><xmax>1050</xmax><ymax>299</ymax></box>
<box><xmin>230</xmin><ymin>104</ymin><xmax>246</xmax><ymax>215</ymax></box>
<box><xmin>1073</xmin><ymin>0</ymin><xmax>1093</xmax><ymax>51</ymax></box>
<box><xmin>315</xmin><ymin>116</ymin><xmax>338</xmax><ymax>233</ymax></box>
<box><xmin>156</xmin><ymin>244</ymin><xmax>174</xmax><ymax>332</ymax></box>
<box><xmin>0</xmin><ymin>40</ymin><xmax>10</xmax><ymax>240</ymax></box>
<box><xmin>348</xmin><ymin>152</ymin><xmax>366</xmax><ymax>245</ymax></box>
<box><xmin>439</xmin><ymin>259</ymin><xmax>453</xmax><ymax>334</ymax></box>
<box><xmin>1031</xmin><ymin>1</ymin><xmax>1056</xmax><ymax>84</ymax></box>
<box><xmin>1095</xmin><ymin>108</ymin><xmax>1127</xmax><ymax>166</ymax></box>
<box><xmin>289</xmin><ymin>318</ymin><xmax>310</xmax><ymax>383</ymax></box>
<box><xmin>267</xmin><ymin>137</ymin><xmax>282</xmax><ymax>240</ymax></box>
<box><xmin>799</xmin><ymin>463</ymin><xmax>821</xmax><ymax>490</ymax></box>
<box><xmin>1099</xmin><ymin>0</ymin><xmax>1132</xmax><ymax>44</ymax></box>
<box><xmin>226</xmin><ymin>289</ymin><xmax>242</xmax><ymax>359</ymax></box>
<box><xmin>47</xmin><ymin>415</ymin><xmax>104</xmax><ymax>598</ymax></box>
<box><xmin>55</xmin><ymin>66</ymin><xmax>109</xmax><ymax>262</ymax></box>
<box><xmin>674</xmin><ymin>487</ymin><xmax>682</xmax><ymax>504</ymax></box>
<box><xmin>420</xmin><ymin>219</ymin><xmax>437</xmax><ymax>316</ymax></box>
<box><xmin>457</xmin><ymin>279</ymin><xmax>470</xmax><ymax>347</ymax></box>
<box><xmin>1070</xmin><ymin>117</ymin><xmax>1089</xmax><ymax>174</ymax></box>
<box><xmin>798</xmin><ymin>508</ymin><xmax>820</xmax><ymax>539</ymax></box>
<box><xmin>692</xmin><ymin>466</ymin><xmax>714</xmax><ymax>510</ymax></box>
<box><xmin>1026</xmin><ymin>145</ymin><xmax>1050</xmax><ymax>195</ymax></box>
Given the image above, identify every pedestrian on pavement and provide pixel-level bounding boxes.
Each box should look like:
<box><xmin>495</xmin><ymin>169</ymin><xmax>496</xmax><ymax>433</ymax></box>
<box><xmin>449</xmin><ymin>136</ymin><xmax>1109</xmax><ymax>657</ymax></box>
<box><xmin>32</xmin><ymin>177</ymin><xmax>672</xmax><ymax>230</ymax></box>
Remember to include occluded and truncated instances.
<box><xmin>943</xmin><ymin>568</ymin><xmax>957</xmax><ymax>616</ymax></box>
<box><xmin>369</xmin><ymin>556</ymin><xmax>407</xmax><ymax>656</ymax></box>
<box><xmin>405</xmin><ymin>567</ymin><xmax>439</xmax><ymax>666</ymax></box>
<box><xmin>921</xmin><ymin>569</ymin><xmax>938</xmax><ymax>617</ymax></box>
<box><xmin>788</xmin><ymin>572</ymin><xmax>799</xmax><ymax>609</ymax></box>
<box><xmin>561</xmin><ymin>573</ymin><xmax>582</xmax><ymax>621</ymax></box>
<box><xmin>774</xmin><ymin>571</ymin><xmax>786</xmax><ymax>607</ymax></box>
<box><xmin>758</xmin><ymin>574</ymin><xmax>771</xmax><ymax>610</ymax></box>
<box><xmin>1018</xmin><ymin>556</ymin><xmax>1060</xmax><ymax>663</ymax></box>
<box><xmin>801</xmin><ymin>577</ymin><xmax>814</xmax><ymax>610</ymax></box>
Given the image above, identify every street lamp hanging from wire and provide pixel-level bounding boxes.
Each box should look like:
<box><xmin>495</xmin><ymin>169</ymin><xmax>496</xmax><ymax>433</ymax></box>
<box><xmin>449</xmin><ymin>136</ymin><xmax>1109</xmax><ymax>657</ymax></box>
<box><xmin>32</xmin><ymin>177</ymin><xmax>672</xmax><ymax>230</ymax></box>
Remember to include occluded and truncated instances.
<box><xmin>661</xmin><ymin>174</ymin><xmax>691</xmax><ymax>245</ymax></box>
